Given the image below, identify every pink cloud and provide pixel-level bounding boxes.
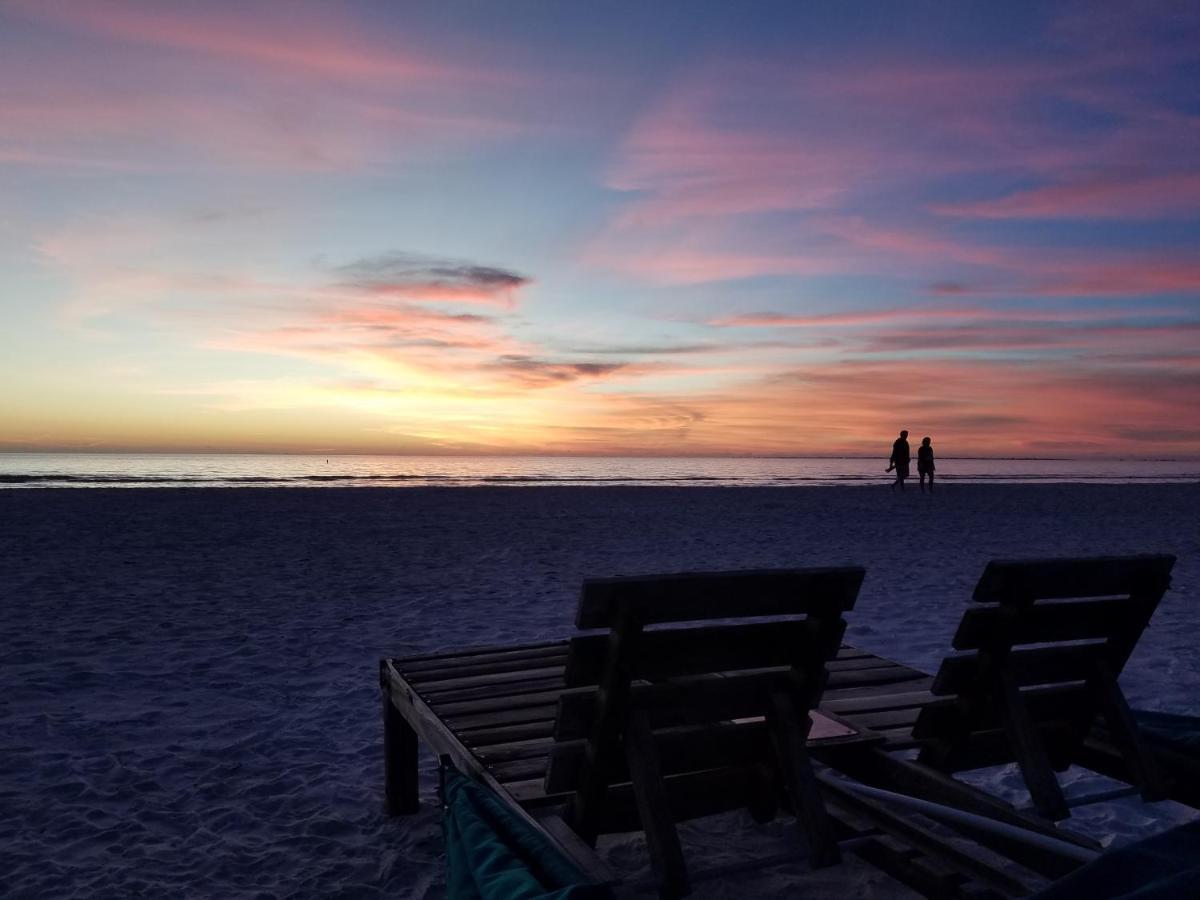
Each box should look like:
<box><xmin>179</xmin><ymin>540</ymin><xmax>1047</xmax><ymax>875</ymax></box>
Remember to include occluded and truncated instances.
<box><xmin>588</xmin><ymin>28</ymin><xmax>1199</xmax><ymax>289</ymax></box>
<box><xmin>932</xmin><ymin>171</ymin><xmax>1200</xmax><ymax>220</ymax></box>
<box><xmin>1</xmin><ymin>2</ymin><xmax>542</xmax><ymax>172</ymax></box>
<box><xmin>8</xmin><ymin>1</ymin><xmax>507</xmax><ymax>87</ymax></box>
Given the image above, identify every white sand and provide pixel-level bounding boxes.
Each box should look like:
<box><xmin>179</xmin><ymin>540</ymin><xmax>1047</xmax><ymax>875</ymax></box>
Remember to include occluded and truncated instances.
<box><xmin>1</xmin><ymin>484</ymin><xmax>1197</xmax><ymax>897</ymax></box>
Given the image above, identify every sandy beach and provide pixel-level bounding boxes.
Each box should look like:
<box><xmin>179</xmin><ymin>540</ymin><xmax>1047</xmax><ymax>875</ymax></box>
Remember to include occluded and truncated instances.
<box><xmin>2</xmin><ymin>484</ymin><xmax>1198</xmax><ymax>898</ymax></box>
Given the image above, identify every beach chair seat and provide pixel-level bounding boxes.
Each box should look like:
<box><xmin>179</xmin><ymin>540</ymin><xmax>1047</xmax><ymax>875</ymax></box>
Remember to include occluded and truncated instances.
<box><xmin>912</xmin><ymin>554</ymin><xmax>1176</xmax><ymax>820</ymax></box>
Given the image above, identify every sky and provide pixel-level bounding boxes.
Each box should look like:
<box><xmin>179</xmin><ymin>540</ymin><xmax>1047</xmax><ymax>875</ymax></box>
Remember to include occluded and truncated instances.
<box><xmin>2</xmin><ymin>1</ymin><xmax>1198</xmax><ymax>457</ymax></box>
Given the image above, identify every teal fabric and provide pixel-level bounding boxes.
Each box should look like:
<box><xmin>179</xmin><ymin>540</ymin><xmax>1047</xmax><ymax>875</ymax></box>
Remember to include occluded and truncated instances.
<box><xmin>441</xmin><ymin>766</ymin><xmax>612</xmax><ymax>900</ymax></box>
<box><xmin>1031</xmin><ymin>821</ymin><xmax>1200</xmax><ymax>899</ymax></box>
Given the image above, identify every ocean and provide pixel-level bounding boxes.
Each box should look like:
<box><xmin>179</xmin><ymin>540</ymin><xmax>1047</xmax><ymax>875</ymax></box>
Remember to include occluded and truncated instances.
<box><xmin>1</xmin><ymin>453</ymin><xmax>1197</xmax><ymax>488</ymax></box>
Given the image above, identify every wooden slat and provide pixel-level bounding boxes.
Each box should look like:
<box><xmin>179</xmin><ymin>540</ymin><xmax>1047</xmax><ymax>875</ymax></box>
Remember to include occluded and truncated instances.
<box><xmin>395</xmin><ymin>641</ymin><xmax>568</xmax><ymax>675</ymax></box>
<box><xmin>555</xmin><ymin>670</ymin><xmax>802</xmax><ymax>741</ymax></box>
<box><xmin>435</xmin><ymin>689</ymin><xmax>565</xmax><ymax>718</ymax></box>
<box><xmin>827</xmin><ymin>656</ymin><xmax>906</xmax><ymax>672</ymax></box>
<box><xmin>547</xmin><ymin>720</ymin><xmax>773</xmax><ymax>793</ymax></box>
<box><xmin>931</xmin><ymin>642</ymin><xmax>1108</xmax><ymax>695</ymax></box>
<box><xmin>926</xmin><ymin>721</ymin><xmax>1083</xmax><ymax>772</ymax></box>
<box><xmin>461</xmin><ymin>720</ymin><xmax>556</xmax><ymax>747</ymax></box>
<box><xmin>492</xmin><ymin>756</ymin><xmax>554</xmax><ymax>784</ymax></box>
<box><xmin>507</xmin><ymin>766</ymin><xmax>767</xmax><ymax>826</ymax></box>
<box><xmin>390</xmin><ymin>639</ymin><xmax>564</xmax><ymax>666</ymax></box>
<box><xmin>421</xmin><ymin>675</ymin><xmax>564</xmax><ymax>705</ymax></box>
<box><xmin>402</xmin><ymin>651</ymin><xmax>568</xmax><ymax>684</ymax></box>
<box><xmin>822</xmin><ymin>689</ymin><xmax>936</xmax><ymax>716</ymax></box>
<box><xmin>972</xmin><ymin>554</ymin><xmax>1174</xmax><ymax>603</ymax></box>
<box><xmin>565</xmin><ymin>619</ymin><xmax>841</xmax><ymax>687</ymax></box>
<box><xmin>411</xmin><ymin>663</ymin><xmax>564</xmax><ymax>694</ymax></box>
<box><xmin>445</xmin><ymin>704</ymin><xmax>558</xmax><ymax>732</ymax></box>
<box><xmin>913</xmin><ymin>683</ymin><xmax>1094</xmax><ymax>740</ymax></box>
<box><xmin>576</xmin><ymin>566</ymin><xmax>864</xmax><ymax>628</ymax></box>
<box><xmin>823</xmin><ymin>675</ymin><xmax>935</xmax><ymax>702</ymax></box>
<box><xmin>826</xmin><ymin>664</ymin><xmax>927</xmax><ymax>690</ymax></box>
<box><xmin>953</xmin><ymin>597</ymin><xmax>1135</xmax><ymax>650</ymax></box>
<box><xmin>845</xmin><ymin>706</ymin><xmax>923</xmax><ymax>731</ymax></box>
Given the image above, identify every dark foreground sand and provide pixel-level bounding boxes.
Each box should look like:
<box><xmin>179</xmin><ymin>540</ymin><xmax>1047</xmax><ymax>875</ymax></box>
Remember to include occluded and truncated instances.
<box><xmin>1</xmin><ymin>485</ymin><xmax>1197</xmax><ymax>897</ymax></box>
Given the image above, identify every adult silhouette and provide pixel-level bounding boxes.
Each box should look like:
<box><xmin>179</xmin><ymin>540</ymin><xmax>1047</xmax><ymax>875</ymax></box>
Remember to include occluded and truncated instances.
<box><xmin>918</xmin><ymin>436</ymin><xmax>935</xmax><ymax>493</ymax></box>
<box><xmin>888</xmin><ymin>430</ymin><xmax>910</xmax><ymax>491</ymax></box>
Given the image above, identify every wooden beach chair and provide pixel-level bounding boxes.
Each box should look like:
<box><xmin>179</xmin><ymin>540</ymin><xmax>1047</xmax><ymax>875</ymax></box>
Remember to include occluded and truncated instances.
<box><xmin>911</xmin><ymin>554</ymin><xmax>1177</xmax><ymax>821</ymax></box>
<box><xmin>541</xmin><ymin>567</ymin><xmax>864</xmax><ymax>895</ymax></box>
<box><xmin>383</xmin><ymin>566</ymin><xmax>885</xmax><ymax>896</ymax></box>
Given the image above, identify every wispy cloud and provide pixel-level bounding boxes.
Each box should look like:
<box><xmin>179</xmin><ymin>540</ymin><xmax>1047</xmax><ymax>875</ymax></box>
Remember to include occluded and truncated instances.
<box><xmin>1</xmin><ymin>1</ymin><xmax>549</xmax><ymax>172</ymax></box>
<box><xmin>332</xmin><ymin>252</ymin><xmax>530</xmax><ymax>307</ymax></box>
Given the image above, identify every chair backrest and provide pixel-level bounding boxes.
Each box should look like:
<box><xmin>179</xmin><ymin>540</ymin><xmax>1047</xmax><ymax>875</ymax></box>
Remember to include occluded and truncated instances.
<box><xmin>915</xmin><ymin>554</ymin><xmax>1175</xmax><ymax>772</ymax></box>
<box><xmin>545</xmin><ymin>567</ymin><xmax>864</xmax><ymax>797</ymax></box>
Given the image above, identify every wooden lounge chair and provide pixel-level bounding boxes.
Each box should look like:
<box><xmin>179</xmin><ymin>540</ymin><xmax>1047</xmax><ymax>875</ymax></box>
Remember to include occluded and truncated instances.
<box><xmin>383</xmin><ymin>566</ymin><xmax>870</xmax><ymax>896</ymax></box>
<box><xmin>541</xmin><ymin>567</ymin><xmax>865</xmax><ymax>895</ymax></box>
<box><xmin>911</xmin><ymin>554</ymin><xmax>1176</xmax><ymax>821</ymax></box>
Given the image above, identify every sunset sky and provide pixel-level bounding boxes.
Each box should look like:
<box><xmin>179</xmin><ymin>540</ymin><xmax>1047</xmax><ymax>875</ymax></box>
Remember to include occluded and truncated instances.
<box><xmin>2</xmin><ymin>1</ymin><xmax>1198</xmax><ymax>456</ymax></box>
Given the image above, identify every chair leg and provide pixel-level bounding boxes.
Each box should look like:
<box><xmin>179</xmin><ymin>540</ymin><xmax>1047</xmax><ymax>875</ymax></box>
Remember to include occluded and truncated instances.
<box><xmin>767</xmin><ymin>691</ymin><xmax>840</xmax><ymax>867</ymax></box>
<box><xmin>383</xmin><ymin>692</ymin><xmax>420</xmax><ymax>814</ymax></box>
<box><xmin>1089</xmin><ymin>659</ymin><xmax>1168</xmax><ymax>801</ymax></box>
<box><xmin>998</xmin><ymin>672</ymin><xmax>1069</xmax><ymax>821</ymax></box>
<box><xmin>625</xmin><ymin>708</ymin><xmax>690</xmax><ymax>898</ymax></box>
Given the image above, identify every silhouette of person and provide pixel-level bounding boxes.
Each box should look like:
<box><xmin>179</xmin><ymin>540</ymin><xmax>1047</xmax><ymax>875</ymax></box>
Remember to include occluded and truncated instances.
<box><xmin>888</xmin><ymin>430</ymin><xmax>910</xmax><ymax>491</ymax></box>
<box><xmin>918</xmin><ymin>436</ymin><xmax>935</xmax><ymax>493</ymax></box>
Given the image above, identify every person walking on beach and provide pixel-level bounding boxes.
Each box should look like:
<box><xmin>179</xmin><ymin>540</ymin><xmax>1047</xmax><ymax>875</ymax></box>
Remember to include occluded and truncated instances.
<box><xmin>888</xmin><ymin>430</ymin><xmax>910</xmax><ymax>491</ymax></box>
<box><xmin>917</xmin><ymin>436</ymin><xmax>935</xmax><ymax>493</ymax></box>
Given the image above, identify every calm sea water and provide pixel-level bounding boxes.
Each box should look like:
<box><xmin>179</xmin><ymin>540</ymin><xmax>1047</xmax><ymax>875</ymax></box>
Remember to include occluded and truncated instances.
<box><xmin>1</xmin><ymin>453</ymin><xmax>1197</xmax><ymax>488</ymax></box>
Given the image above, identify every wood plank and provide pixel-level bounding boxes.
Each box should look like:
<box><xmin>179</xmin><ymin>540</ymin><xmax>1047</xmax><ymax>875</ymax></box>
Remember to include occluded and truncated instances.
<box><xmin>446</xmin><ymin>704</ymin><xmax>557</xmax><ymax>732</ymax></box>
<box><xmin>420</xmin><ymin>676</ymin><xmax>564</xmax><ymax>705</ymax></box>
<box><xmin>826</xmin><ymin>665</ymin><xmax>929</xmax><ymax>690</ymax></box>
<box><xmin>577</xmin><ymin>566</ymin><xmax>864</xmax><ymax>628</ymax></box>
<box><xmin>845</xmin><ymin>707</ymin><xmax>923</xmax><ymax>731</ymax></box>
<box><xmin>931</xmin><ymin>642</ymin><xmax>1108</xmax><ymax>696</ymax></box>
<box><xmin>492</xmin><ymin>756</ymin><xmax>552</xmax><ymax>784</ymax></box>
<box><xmin>476</xmin><ymin>735</ymin><xmax>556</xmax><ymax>764</ymax></box>
<box><xmin>913</xmin><ymin>683</ymin><xmax>1094</xmax><ymax>740</ymax></box>
<box><xmin>548</xmin><ymin>720</ymin><xmax>773</xmax><ymax>793</ymax></box>
<box><xmin>403</xmin><ymin>651</ymin><xmax>567</xmax><ymax>685</ymax></box>
<box><xmin>827</xmin><ymin>656</ymin><xmax>910</xmax><ymax>672</ymax></box>
<box><xmin>972</xmin><ymin>554</ymin><xmax>1174</xmax><ymax>603</ymax></box>
<box><xmin>923</xmin><ymin>720</ymin><xmax>1083</xmax><ymax>773</ymax></box>
<box><xmin>435</xmin><ymin>689</ymin><xmax>566</xmax><ymax>718</ymax></box>
<box><xmin>555</xmin><ymin>670</ymin><xmax>805</xmax><ymax>741</ymax></box>
<box><xmin>822</xmin><ymin>689</ymin><xmax>936</xmax><ymax>716</ymax></box>
<box><xmin>461</xmin><ymin>720</ymin><xmax>556</xmax><ymax>748</ymax></box>
<box><xmin>823</xmin><ymin>675</ymin><xmax>935</xmax><ymax>702</ymax></box>
<box><xmin>767</xmin><ymin>690</ymin><xmax>839</xmax><ymax>867</ymax></box>
<box><xmin>624</xmin><ymin>709</ymin><xmax>690</xmax><ymax>897</ymax></box>
<box><xmin>415</xmin><ymin>664</ymin><xmax>565</xmax><ymax>694</ymax></box>
<box><xmin>1087</xmin><ymin>658</ymin><xmax>1167</xmax><ymax>800</ymax></box>
<box><xmin>953</xmin><ymin>598</ymin><xmax>1134</xmax><ymax>650</ymax></box>
<box><xmin>390</xmin><ymin>639</ymin><xmax>565</xmax><ymax>666</ymax></box>
<box><xmin>565</xmin><ymin>619</ymin><xmax>839</xmax><ymax>686</ymax></box>
<box><xmin>396</xmin><ymin>641</ymin><xmax>568</xmax><ymax>675</ymax></box>
<box><xmin>382</xmin><ymin>674</ymin><xmax>420</xmax><ymax>814</ymax></box>
<box><xmin>996</xmin><ymin>670</ymin><xmax>1069</xmax><ymax>819</ymax></box>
